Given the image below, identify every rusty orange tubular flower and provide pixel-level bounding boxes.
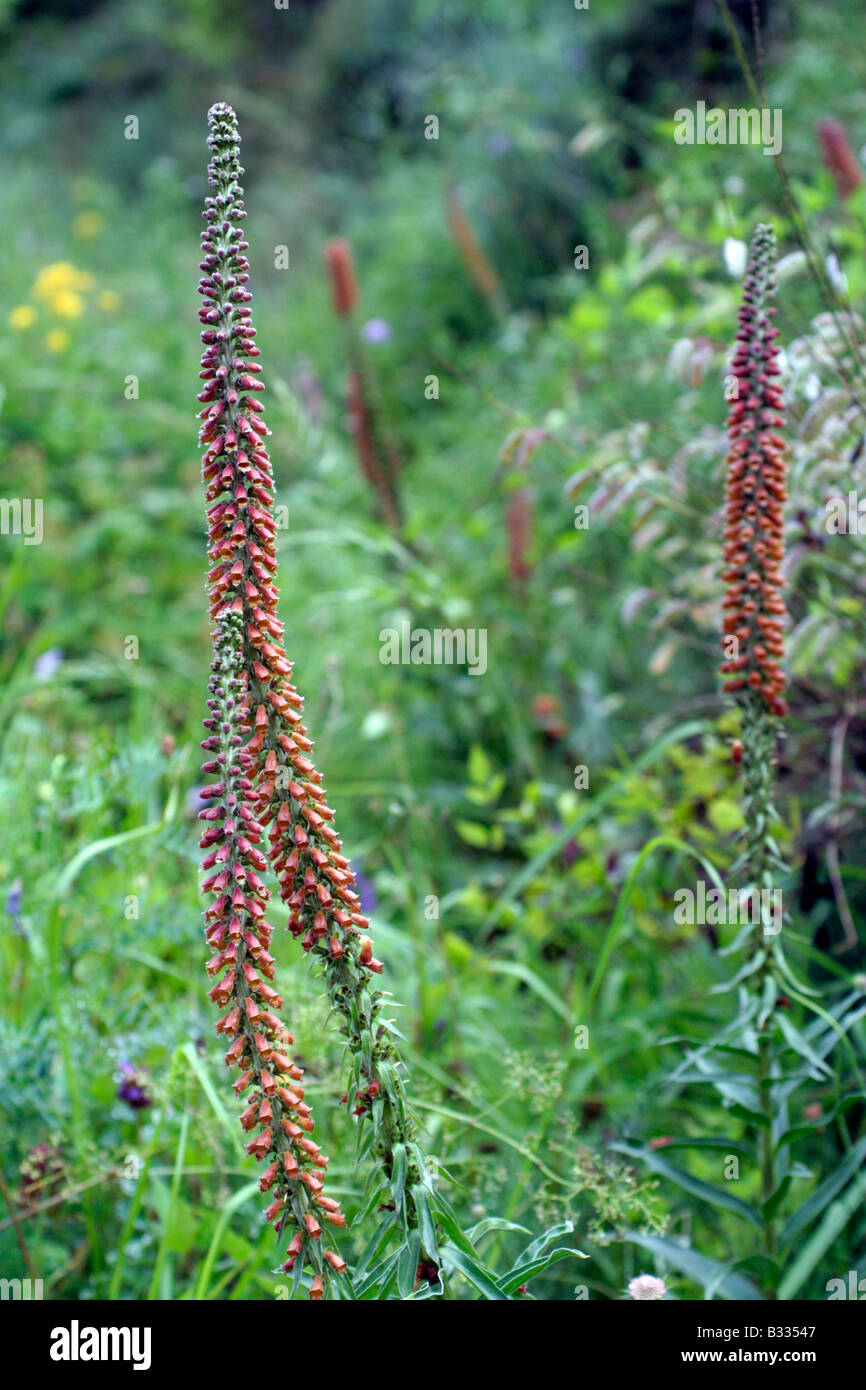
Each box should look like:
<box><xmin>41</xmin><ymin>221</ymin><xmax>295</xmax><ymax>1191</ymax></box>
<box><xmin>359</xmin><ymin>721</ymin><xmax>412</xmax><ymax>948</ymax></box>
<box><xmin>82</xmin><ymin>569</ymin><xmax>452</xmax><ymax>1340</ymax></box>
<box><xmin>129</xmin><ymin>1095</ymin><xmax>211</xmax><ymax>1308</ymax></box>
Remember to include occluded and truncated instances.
<box><xmin>198</xmin><ymin>103</ymin><xmax>347</xmax><ymax>1296</ymax></box>
<box><xmin>197</xmin><ymin>103</ymin><xmax>435</xmax><ymax>1298</ymax></box>
<box><xmin>719</xmin><ymin>223</ymin><xmax>789</xmax><ymax>924</ymax></box>
<box><xmin>720</xmin><ymin>222</ymin><xmax>788</xmax><ymax>722</ymax></box>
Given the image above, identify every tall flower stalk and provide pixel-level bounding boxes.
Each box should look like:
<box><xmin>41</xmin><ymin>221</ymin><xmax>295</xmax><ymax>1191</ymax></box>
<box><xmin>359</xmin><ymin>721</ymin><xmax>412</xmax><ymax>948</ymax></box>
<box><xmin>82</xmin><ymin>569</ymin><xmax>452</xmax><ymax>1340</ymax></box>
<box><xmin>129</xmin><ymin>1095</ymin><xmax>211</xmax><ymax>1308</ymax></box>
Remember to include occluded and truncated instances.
<box><xmin>817</xmin><ymin>118</ymin><xmax>864</xmax><ymax>201</ymax></box>
<box><xmin>720</xmin><ymin>222</ymin><xmax>789</xmax><ymax>1276</ymax></box>
<box><xmin>721</xmin><ymin>221</ymin><xmax>788</xmax><ymax>895</ymax></box>
<box><xmin>721</xmin><ymin>221</ymin><xmax>788</xmax><ymax>896</ymax></box>
<box><xmin>198</xmin><ymin>105</ymin><xmax>348</xmax><ymax>1297</ymax></box>
<box><xmin>197</xmin><ymin>104</ymin><xmax>435</xmax><ymax>1298</ymax></box>
<box><xmin>323</xmin><ymin>238</ymin><xmax>403</xmax><ymax>534</ymax></box>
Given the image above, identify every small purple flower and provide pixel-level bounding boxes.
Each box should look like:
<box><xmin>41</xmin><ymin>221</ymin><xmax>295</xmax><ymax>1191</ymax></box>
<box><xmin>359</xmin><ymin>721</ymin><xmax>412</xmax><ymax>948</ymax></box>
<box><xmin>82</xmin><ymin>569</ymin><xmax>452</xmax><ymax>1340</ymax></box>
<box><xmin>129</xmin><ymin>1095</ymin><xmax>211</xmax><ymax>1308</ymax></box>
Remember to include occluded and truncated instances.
<box><xmin>5</xmin><ymin>878</ymin><xmax>22</xmax><ymax>916</ymax></box>
<box><xmin>5</xmin><ymin>878</ymin><xmax>25</xmax><ymax>936</ymax></box>
<box><xmin>354</xmin><ymin>867</ymin><xmax>378</xmax><ymax>917</ymax></box>
<box><xmin>34</xmin><ymin>648</ymin><xmax>64</xmax><ymax>680</ymax></box>
<box><xmin>360</xmin><ymin>317</ymin><xmax>391</xmax><ymax>345</ymax></box>
<box><xmin>117</xmin><ymin>1061</ymin><xmax>151</xmax><ymax>1110</ymax></box>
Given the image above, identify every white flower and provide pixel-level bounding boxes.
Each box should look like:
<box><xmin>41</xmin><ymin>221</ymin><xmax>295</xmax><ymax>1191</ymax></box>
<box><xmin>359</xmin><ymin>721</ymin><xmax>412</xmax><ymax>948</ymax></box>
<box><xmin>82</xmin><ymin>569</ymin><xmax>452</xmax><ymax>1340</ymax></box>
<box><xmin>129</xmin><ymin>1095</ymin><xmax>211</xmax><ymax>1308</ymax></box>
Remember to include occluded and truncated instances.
<box><xmin>825</xmin><ymin>253</ymin><xmax>848</xmax><ymax>295</ymax></box>
<box><xmin>724</xmin><ymin>237</ymin><xmax>748</xmax><ymax>279</ymax></box>
<box><xmin>628</xmin><ymin>1273</ymin><xmax>667</xmax><ymax>1300</ymax></box>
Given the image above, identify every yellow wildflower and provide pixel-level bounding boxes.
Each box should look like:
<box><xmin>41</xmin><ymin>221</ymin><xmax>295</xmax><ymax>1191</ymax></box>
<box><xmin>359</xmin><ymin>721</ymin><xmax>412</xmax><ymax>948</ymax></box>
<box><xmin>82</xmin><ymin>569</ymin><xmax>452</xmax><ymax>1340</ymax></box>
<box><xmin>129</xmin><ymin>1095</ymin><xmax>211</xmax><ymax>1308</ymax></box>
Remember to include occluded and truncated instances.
<box><xmin>52</xmin><ymin>290</ymin><xmax>84</xmax><ymax>320</ymax></box>
<box><xmin>33</xmin><ymin>262</ymin><xmax>94</xmax><ymax>302</ymax></box>
<box><xmin>45</xmin><ymin>329</ymin><xmax>70</xmax><ymax>353</ymax></box>
<box><xmin>9</xmin><ymin>305</ymin><xmax>36</xmax><ymax>329</ymax></box>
